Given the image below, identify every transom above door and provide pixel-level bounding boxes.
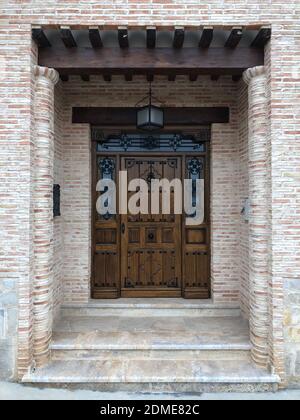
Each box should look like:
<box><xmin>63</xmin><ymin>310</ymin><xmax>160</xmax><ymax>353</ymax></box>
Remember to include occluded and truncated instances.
<box><xmin>92</xmin><ymin>130</ymin><xmax>210</xmax><ymax>299</ymax></box>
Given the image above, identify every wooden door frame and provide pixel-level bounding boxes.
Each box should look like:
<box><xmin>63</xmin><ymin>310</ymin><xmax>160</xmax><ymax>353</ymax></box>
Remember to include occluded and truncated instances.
<box><xmin>91</xmin><ymin>126</ymin><xmax>211</xmax><ymax>299</ymax></box>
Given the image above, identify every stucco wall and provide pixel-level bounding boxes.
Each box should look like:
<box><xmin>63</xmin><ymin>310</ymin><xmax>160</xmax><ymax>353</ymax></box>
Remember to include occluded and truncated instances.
<box><xmin>0</xmin><ymin>0</ymin><xmax>299</xmax><ymax>384</ymax></box>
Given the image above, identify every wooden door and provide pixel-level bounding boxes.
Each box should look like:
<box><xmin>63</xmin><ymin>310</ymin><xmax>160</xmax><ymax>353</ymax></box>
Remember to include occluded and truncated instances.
<box><xmin>121</xmin><ymin>156</ymin><xmax>182</xmax><ymax>297</ymax></box>
<box><xmin>91</xmin><ymin>130</ymin><xmax>211</xmax><ymax>299</ymax></box>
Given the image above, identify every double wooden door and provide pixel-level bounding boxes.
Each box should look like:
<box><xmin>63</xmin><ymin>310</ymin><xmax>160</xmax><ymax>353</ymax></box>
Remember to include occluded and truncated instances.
<box><xmin>92</xmin><ymin>145</ymin><xmax>210</xmax><ymax>299</ymax></box>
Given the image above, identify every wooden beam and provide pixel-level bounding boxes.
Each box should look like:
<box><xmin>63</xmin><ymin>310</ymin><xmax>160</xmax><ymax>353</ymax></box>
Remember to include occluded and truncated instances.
<box><xmin>147</xmin><ymin>74</ymin><xmax>154</xmax><ymax>82</ymax></box>
<box><xmin>60</xmin><ymin>26</ymin><xmax>77</xmax><ymax>48</ymax></box>
<box><xmin>73</xmin><ymin>107</ymin><xmax>230</xmax><ymax>125</ymax></box>
<box><xmin>173</xmin><ymin>27</ymin><xmax>185</xmax><ymax>49</ymax></box>
<box><xmin>39</xmin><ymin>47</ymin><xmax>264</xmax><ymax>76</ymax></box>
<box><xmin>232</xmin><ymin>75</ymin><xmax>242</xmax><ymax>82</ymax></box>
<box><xmin>118</xmin><ymin>27</ymin><xmax>129</xmax><ymax>49</ymax></box>
<box><xmin>60</xmin><ymin>75</ymin><xmax>69</xmax><ymax>82</ymax></box>
<box><xmin>32</xmin><ymin>27</ymin><xmax>51</xmax><ymax>48</ymax></box>
<box><xmin>199</xmin><ymin>27</ymin><xmax>213</xmax><ymax>49</ymax></box>
<box><xmin>89</xmin><ymin>27</ymin><xmax>103</xmax><ymax>48</ymax></box>
<box><xmin>125</xmin><ymin>72</ymin><xmax>133</xmax><ymax>81</ymax></box>
<box><xmin>168</xmin><ymin>74</ymin><xmax>176</xmax><ymax>82</ymax></box>
<box><xmin>251</xmin><ymin>27</ymin><xmax>271</xmax><ymax>48</ymax></box>
<box><xmin>189</xmin><ymin>73</ymin><xmax>198</xmax><ymax>82</ymax></box>
<box><xmin>103</xmin><ymin>74</ymin><xmax>112</xmax><ymax>82</ymax></box>
<box><xmin>81</xmin><ymin>75</ymin><xmax>90</xmax><ymax>82</ymax></box>
<box><xmin>225</xmin><ymin>27</ymin><xmax>243</xmax><ymax>48</ymax></box>
<box><xmin>211</xmin><ymin>75</ymin><xmax>220</xmax><ymax>81</ymax></box>
<box><xmin>146</xmin><ymin>26</ymin><xmax>156</xmax><ymax>49</ymax></box>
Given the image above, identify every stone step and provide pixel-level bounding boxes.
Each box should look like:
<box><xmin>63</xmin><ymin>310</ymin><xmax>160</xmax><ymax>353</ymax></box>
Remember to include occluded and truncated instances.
<box><xmin>51</xmin><ymin>315</ymin><xmax>251</xmax><ymax>361</ymax></box>
<box><xmin>22</xmin><ymin>359</ymin><xmax>280</xmax><ymax>392</ymax></box>
<box><xmin>51</xmin><ymin>348</ymin><xmax>251</xmax><ymax>361</ymax></box>
<box><xmin>51</xmin><ymin>329</ymin><xmax>251</xmax><ymax>361</ymax></box>
<box><xmin>61</xmin><ymin>299</ymin><xmax>241</xmax><ymax>318</ymax></box>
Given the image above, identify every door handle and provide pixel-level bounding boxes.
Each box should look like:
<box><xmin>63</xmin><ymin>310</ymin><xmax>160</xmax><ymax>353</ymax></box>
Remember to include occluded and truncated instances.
<box><xmin>121</xmin><ymin>223</ymin><xmax>125</xmax><ymax>234</ymax></box>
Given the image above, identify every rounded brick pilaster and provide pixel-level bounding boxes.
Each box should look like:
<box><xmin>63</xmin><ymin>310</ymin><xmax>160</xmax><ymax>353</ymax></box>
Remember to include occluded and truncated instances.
<box><xmin>243</xmin><ymin>66</ymin><xmax>269</xmax><ymax>367</ymax></box>
<box><xmin>33</xmin><ymin>65</ymin><xmax>59</xmax><ymax>366</ymax></box>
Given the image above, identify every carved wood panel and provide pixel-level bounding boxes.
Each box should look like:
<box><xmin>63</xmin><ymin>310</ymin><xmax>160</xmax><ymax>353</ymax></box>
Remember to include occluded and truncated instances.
<box><xmin>121</xmin><ymin>157</ymin><xmax>182</xmax><ymax>297</ymax></box>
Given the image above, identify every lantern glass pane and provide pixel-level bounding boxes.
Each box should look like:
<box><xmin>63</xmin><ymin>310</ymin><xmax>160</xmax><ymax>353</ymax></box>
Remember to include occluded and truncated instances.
<box><xmin>137</xmin><ymin>107</ymin><xmax>149</xmax><ymax>127</ymax></box>
<box><xmin>150</xmin><ymin>106</ymin><xmax>164</xmax><ymax>127</ymax></box>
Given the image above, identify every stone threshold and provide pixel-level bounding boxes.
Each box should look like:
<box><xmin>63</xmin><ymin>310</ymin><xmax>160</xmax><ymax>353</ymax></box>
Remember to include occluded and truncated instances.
<box><xmin>23</xmin><ymin>359</ymin><xmax>280</xmax><ymax>385</ymax></box>
<box><xmin>62</xmin><ymin>298</ymin><xmax>240</xmax><ymax>309</ymax></box>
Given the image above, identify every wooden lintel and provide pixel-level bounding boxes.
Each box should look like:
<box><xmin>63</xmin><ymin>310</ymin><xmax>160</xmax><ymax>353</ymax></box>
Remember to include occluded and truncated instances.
<box><xmin>72</xmin><ymin>107</ymin><xmax>230</xmax><ymax>125</ymax></box>
<box><xmin>39</xmin><ymin>47</ymin><xmax>264</xmax><ymax>75</ymax></box>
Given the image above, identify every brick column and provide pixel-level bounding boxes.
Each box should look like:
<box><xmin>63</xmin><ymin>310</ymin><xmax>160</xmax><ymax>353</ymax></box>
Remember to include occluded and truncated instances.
<box><xmin>33</xmin><ymin>65</ymin><xmax>59</xmax><ymax>366</ymax></box>
<box><xmin>243</xmin><ymin>66</ymin><xmax>269</xmax><ymax>368</ymax></box>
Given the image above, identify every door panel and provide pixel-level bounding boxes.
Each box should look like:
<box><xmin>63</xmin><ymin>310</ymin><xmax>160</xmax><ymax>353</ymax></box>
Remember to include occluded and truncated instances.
<box><xmin>121</xmin><ymin>157</ymin><xmax>182</xmax><ymax>297</ymax></box>
<box><xmin>182</xmin><ymin>156</ymin><xmax>210</xmax><ymax>298</ymax></box>
<box><xmin>92</xmin><ymin>156</ymin><xmax>120</xmax><ymax>298</ymax></box>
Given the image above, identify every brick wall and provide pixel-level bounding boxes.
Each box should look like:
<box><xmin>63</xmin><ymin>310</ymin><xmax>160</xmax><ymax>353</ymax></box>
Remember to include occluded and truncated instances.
<box><xmin>238</xmin><ymin>80</ymin><xmax>250</xmax><ymax>318</ymax></box>
<box><xmin>53</xmin><ymin>83</ymin><xmax>64</xmax><ymax>320</ymax></box>
<box><xmin>0</xmin><ymin>0</ymin><xmax>299</xmax><ymax>384</ymax></box>
<box><xmin>59</xmin><ymin>75</ymin><xmax>240</xmax><ymax>304</ymax></box>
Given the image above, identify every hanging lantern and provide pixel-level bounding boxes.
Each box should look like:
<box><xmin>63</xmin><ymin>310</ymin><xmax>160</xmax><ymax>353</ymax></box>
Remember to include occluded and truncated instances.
<box><xmin>136</xmin><ymin>83</ymin><xmax>164</xmax><ymax>131</ymax></box>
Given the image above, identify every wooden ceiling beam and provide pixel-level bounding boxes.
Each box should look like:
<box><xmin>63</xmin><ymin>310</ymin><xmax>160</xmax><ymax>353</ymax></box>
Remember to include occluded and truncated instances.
<box><xmin>73</xmin><ymin>107</ymin><xmax>230</xmax><ymax>125</ymax></box>
<box><xmin>39</xmin><ymin>47</ymin><xmax>264</xmax><ymax>75</ymax></box>
<box><xmin>225</xmin><ymin>27</ymin><xmax>243</xmax><ymax>48</ymax></box>
<box><xmin>232</xmin><ymin>75</ymin><xmax>242</xmax><ymax>82</ymax></box>
<box><xmin>251</xmin><ymin>26</ymin><xmax>271</xmax><ymax>48</ymax></box>
<box><xmin>81</xmin><ymin>74</ymin><xmax>90</xmax><ymax>82</ymax></box>
<box><xmin>147</xmin><ymin>74</ymin><xmax>154</xmax><ymax>82</ymax></box>
<box><xmin>146</xmin><ymin>26</ymin><xmax>156</xmax><ymax>49</ymax></box>
<box><xmin>103</xmin><ymin>74</ymin><xmax>112</xmax><ymax>82</ymax></box>
<box><xmin>60</xmin><ymin>75</ymin><xmax>69</xmax><ymax>82</ymax></box>
<box><xmin>189</xmin><ymin>73</ymin><xmax>198</xmax><ymax>82</ymax></box>
<box><xmin>168</xmin><ymin>74</ymin><xmax>176</xmax><ymax>82</ymax></box>
<box><xmin>199</xmin><ymin>27</ymin><xmax>214</xmax><ymax>48</ymax></box>
<box><xmin>60</xmin><ymin>26</ymin><xmax>77</xmax><ymax>48</ymax></box>
<box><xmin>125</xmin><ymin>72</ymin><xmax>133</xmax><ymax>81</ymax></box>
<box><xmin>32</xmin><ymin>27</ymin><xmax>51</xmax><ymax>48</ymax></box>
<box><xmin>173</xmin><ymin>27</ymin><xmax>185</xmax><ymax>49</ymax></box>
<box><xmin>89</xmin><ymin>27</ymin><xmax>103</xmax><ymax>48</ymax></box>
<box><xmin>118</xmin><ymin>26</ymin><xmax>129</xmax><ymax>49</ymax></box>
<box><xmin>211</xmin><ymin>75</ymin><xmax>220</xmax><ymax>81</ymax></box>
